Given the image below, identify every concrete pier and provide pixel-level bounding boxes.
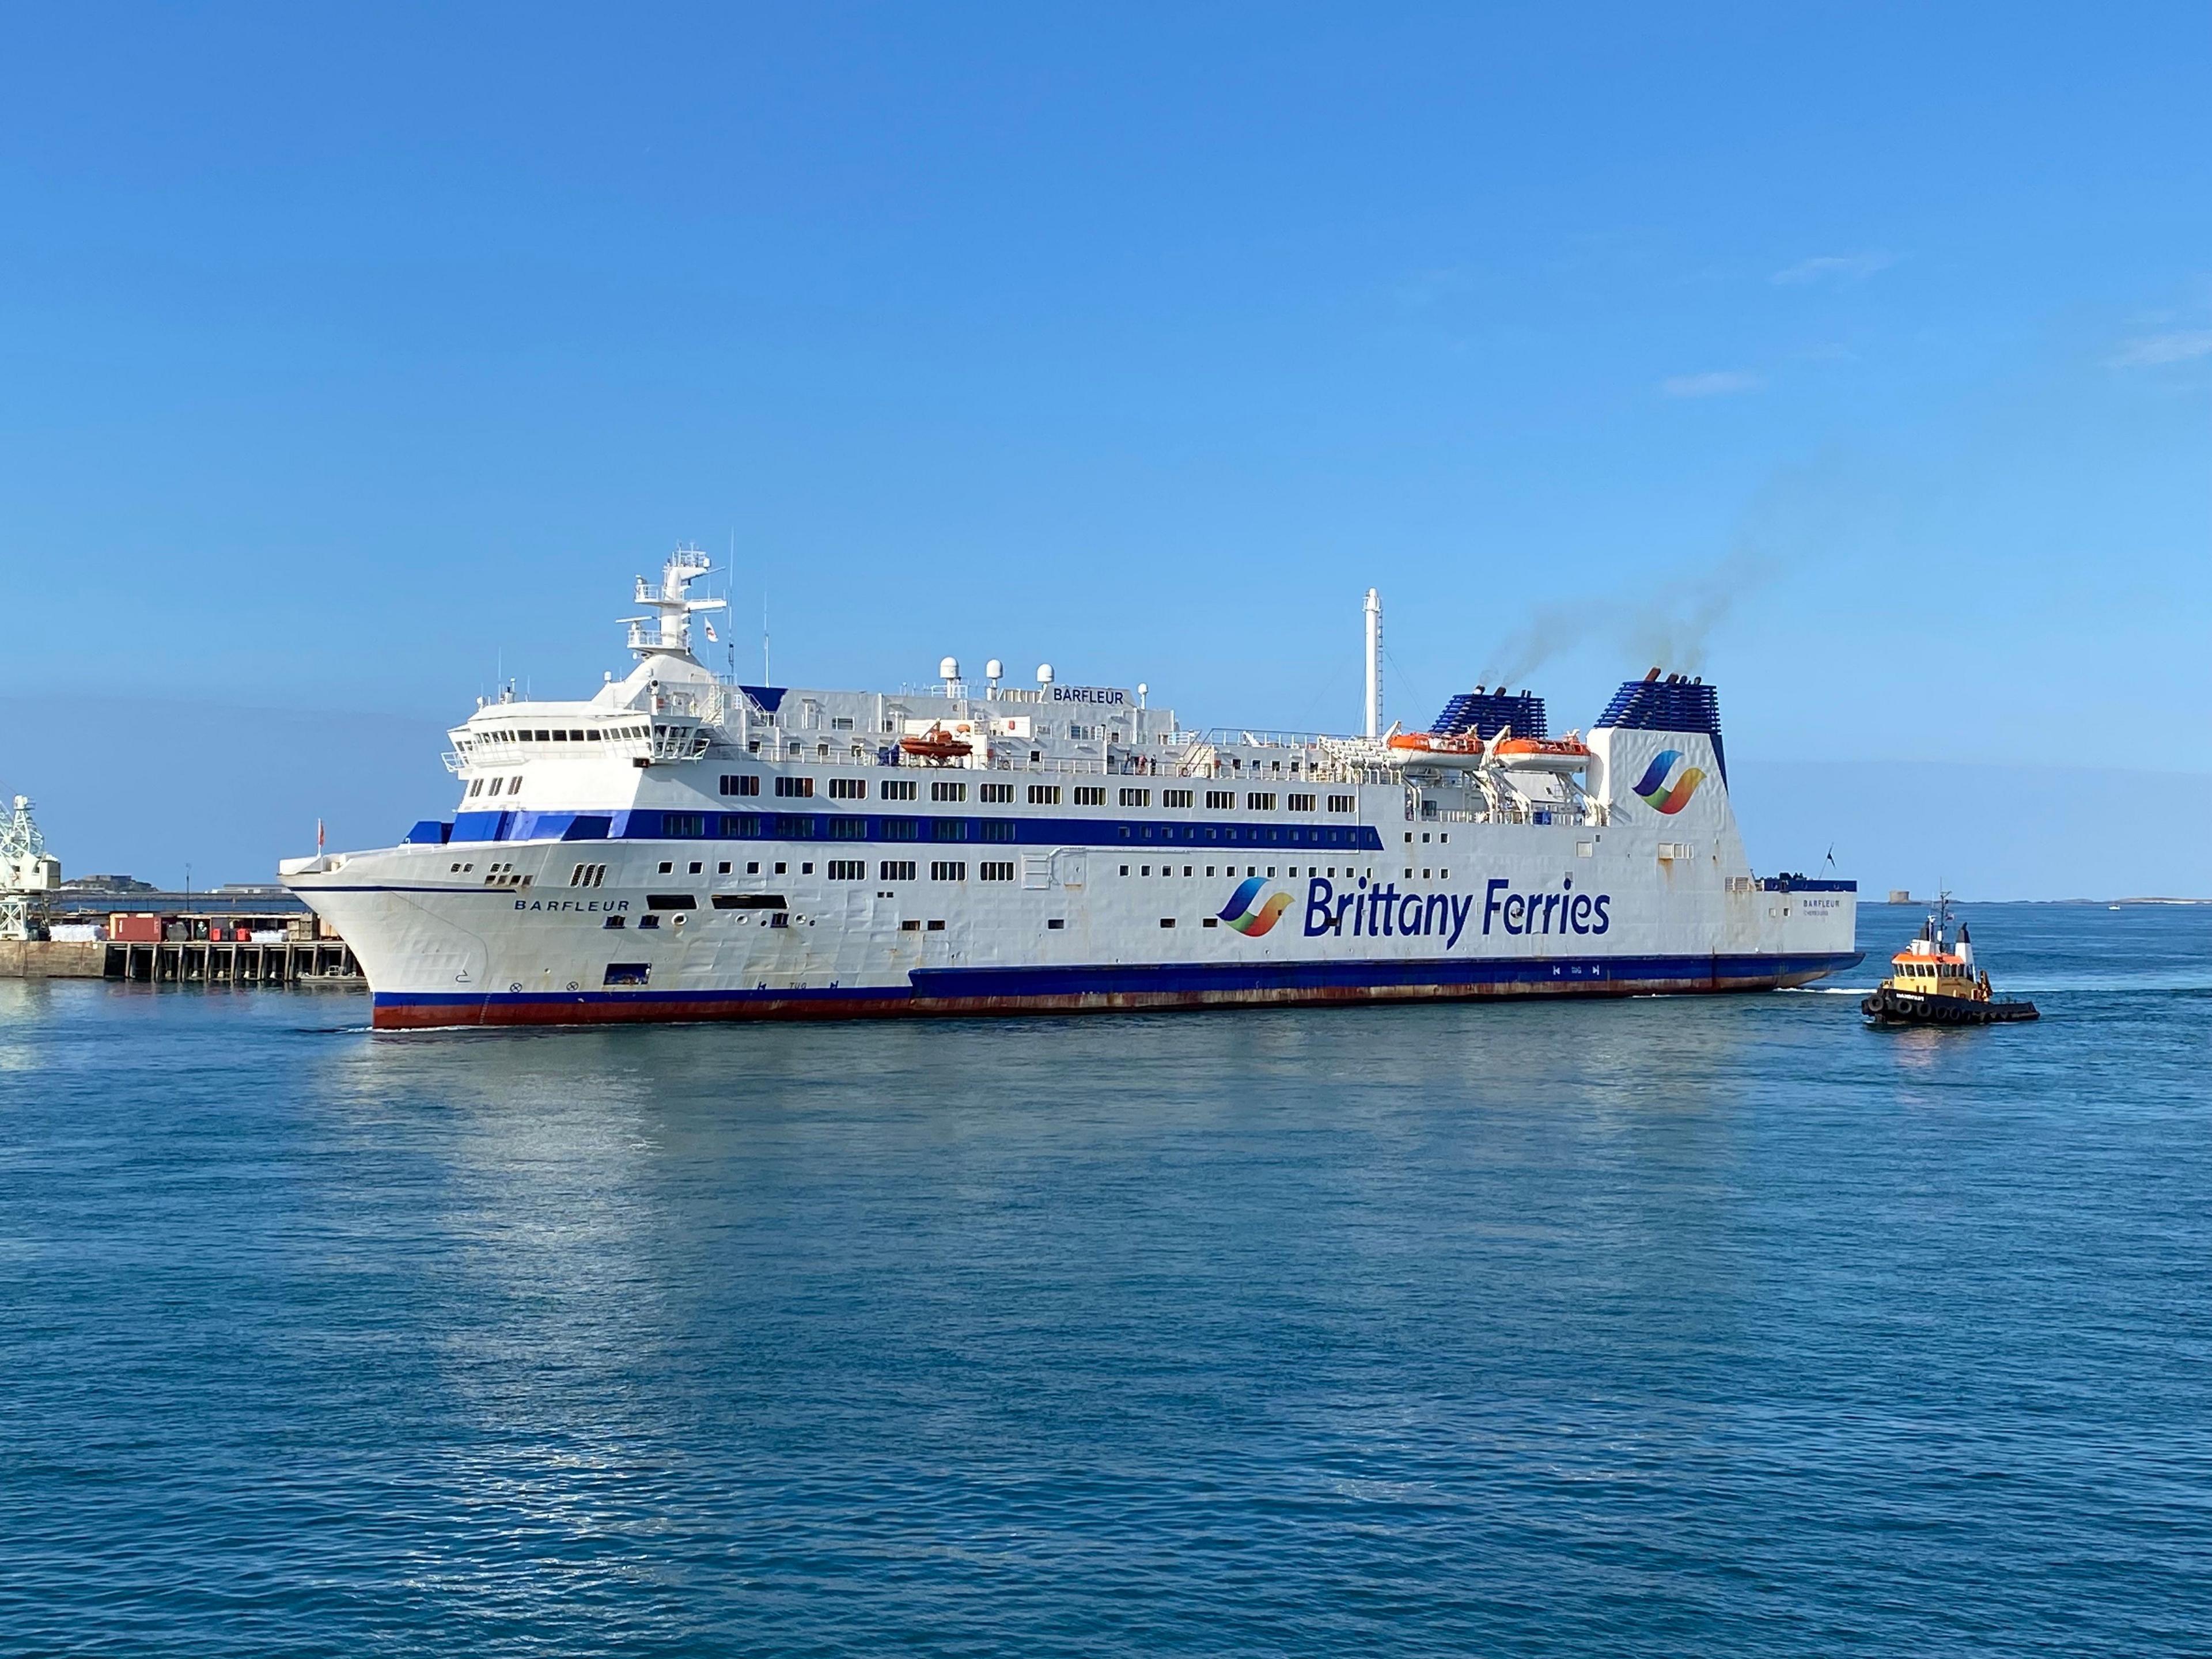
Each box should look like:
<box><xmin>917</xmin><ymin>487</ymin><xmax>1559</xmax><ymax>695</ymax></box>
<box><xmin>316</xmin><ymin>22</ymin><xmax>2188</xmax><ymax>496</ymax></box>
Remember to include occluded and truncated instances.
<box><xmin>103</xmin><ymin>938</ymin><xmax>361</xmax><ymax>985</ymax></box>
<box><xmin>0</xmin><ymin>941</ymin><xmax>106</xmax><ymax>978</ymax></box>
<box><xmin>0</xmin><ymin>937</ymin><xmax>361</xmax><ymax>983</ymax></box>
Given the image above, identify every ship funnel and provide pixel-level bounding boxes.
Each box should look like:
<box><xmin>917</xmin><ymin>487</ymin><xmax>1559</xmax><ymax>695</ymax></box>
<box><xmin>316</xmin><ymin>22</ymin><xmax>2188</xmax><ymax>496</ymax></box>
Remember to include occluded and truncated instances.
<box><xmin>1429</xmin><ymin>689</ymin><xmax>1547</xmax><ymax>741</ymax></box>
<box><xmin>1594</xmin><ymin>675</ymin><xmax>1726</xmax><ymax>783</ymax></box>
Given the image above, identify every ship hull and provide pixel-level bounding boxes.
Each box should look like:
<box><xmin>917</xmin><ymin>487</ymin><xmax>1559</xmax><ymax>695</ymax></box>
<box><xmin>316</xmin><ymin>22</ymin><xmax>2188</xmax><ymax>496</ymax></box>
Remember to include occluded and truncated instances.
<box><xmin>294</xmin><ymin>815</ymin><xmax>1862</xmax><ymax>1032</ymax></box>
<box><xmin>368</xmin><ymin>950</ymin><xmax>1863</xmax><ymax>1028</ymax></box>
<box><xmin>1860</xmin><ymin>986</ymin><xmax>2039</xmax><ymax>1027</ymax></box>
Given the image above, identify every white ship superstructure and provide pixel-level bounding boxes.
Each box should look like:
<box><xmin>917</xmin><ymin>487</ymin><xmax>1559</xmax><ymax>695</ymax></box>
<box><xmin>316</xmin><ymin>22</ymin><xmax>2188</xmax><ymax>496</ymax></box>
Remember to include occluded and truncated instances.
<box><xmin>283</xmin><ymin>550</ymin><xmax>1860</xmax><ymax>1028</ymax></box>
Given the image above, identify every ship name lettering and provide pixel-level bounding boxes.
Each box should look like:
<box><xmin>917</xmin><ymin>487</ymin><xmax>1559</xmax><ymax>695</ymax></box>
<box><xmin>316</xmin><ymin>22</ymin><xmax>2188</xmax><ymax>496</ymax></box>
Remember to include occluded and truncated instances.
<box><xmin>1302</xmin><ymin>877</ymin><xmax>1474</xmax><ymax>948</ymax></box>
<box><xmin>1482</xmin><ymin>877</ymin><xmax>1609</xmax><ymax>937</ymax></box>
<box><xmin>514</xmin><ymin>899</ymin><xmax>631</xmax><ymax>914</ymax></box>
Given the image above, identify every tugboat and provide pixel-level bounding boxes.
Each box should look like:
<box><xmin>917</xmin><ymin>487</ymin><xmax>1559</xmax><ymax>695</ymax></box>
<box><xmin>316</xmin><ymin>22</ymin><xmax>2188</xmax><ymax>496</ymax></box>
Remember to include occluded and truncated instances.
<box><xmin>1862</xmin><ymin>895</ymin><xmax>2038</xmax><ymax>1027</ymax></box>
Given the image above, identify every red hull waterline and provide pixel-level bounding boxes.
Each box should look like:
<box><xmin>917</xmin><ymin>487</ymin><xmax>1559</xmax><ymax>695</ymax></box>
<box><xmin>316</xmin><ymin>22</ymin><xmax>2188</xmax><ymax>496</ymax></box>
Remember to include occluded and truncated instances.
<box><xmin>368</xmin><ymin>968</ymin><xmax>1842</xmax><ymax>1030</ymax></box>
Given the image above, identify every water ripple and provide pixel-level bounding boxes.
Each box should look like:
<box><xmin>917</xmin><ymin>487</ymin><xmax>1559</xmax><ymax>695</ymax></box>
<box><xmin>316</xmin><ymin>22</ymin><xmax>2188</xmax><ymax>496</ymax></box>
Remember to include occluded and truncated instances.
<box><xmin>2</xmin><ymin>905</ymin><xmax>2209</xmax><ymax>1654</ymax></box>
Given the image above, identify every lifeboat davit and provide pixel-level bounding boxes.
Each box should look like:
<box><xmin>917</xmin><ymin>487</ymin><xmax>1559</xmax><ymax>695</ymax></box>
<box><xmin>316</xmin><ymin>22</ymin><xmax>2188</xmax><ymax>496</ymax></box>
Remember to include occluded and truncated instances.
<box><xmin>1385</xmin><ymin>731</ymin><xmax>1487</xmax><ymax>767</ymax></box>
<box><xmin>899</xmin><ymin>725</ymin><xmax>974</xmax><ymax>763</ymax></box>
<box><xmin>1492</xmin><ymin>734</ymin><xmax>1591</xmax><ymax>773</ymax></box>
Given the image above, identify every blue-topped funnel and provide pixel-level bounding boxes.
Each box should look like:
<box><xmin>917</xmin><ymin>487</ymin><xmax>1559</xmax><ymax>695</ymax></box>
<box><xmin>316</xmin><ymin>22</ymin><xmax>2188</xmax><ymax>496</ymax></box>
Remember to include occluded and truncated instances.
<box><xmin>1430</xmin><ymin>689</ymin><xmax>1547</xmax><ymax>741</ymax></box>
<box><xmin>1594</xmin><ymin>671</ymin><xmax>1725</xmax><ymax>782</ymax></box>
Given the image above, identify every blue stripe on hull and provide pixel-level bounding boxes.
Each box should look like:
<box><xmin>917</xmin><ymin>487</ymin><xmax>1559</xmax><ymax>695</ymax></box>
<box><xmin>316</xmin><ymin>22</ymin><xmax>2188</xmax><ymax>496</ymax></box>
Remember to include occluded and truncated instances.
<box><xmin>369</xmin><ymin>950</ymin><xmax>1864</xmax><ymax>1028</ymax></box>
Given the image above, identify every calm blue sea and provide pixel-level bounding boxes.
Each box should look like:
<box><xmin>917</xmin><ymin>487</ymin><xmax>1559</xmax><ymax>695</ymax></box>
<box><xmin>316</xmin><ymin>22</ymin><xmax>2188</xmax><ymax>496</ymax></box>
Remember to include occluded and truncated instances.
<box><xmin>3</xmin><ymin>903</ymin><xmax>2209</xmax><ymax>1655</ymax></box>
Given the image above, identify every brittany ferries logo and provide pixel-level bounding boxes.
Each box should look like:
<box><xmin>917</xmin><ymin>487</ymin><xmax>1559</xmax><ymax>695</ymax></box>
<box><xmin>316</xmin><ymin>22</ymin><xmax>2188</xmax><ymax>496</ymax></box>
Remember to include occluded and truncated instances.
<box><xmin>1631</xmin><ymin>749</ymin><xmax>1706</xmax><ymax>815</ymax></box>
<box><xmin>1216</xmin><ymin>877</ymin><xmax>1293</xmax><ymax>937</ymax></box>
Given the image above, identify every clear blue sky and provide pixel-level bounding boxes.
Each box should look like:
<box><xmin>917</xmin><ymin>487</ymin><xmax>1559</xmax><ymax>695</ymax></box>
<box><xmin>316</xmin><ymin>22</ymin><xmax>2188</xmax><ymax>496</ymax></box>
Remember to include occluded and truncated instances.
<box><xmin>3</xmin><ymin>5</ymin><xmax>2209</xmax><ymax>892</ymax></box>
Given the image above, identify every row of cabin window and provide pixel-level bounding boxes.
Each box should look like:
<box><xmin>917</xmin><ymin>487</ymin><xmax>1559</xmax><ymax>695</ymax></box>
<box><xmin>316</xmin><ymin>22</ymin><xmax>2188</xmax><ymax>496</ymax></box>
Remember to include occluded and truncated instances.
<box><xmin>715</xmin><ymin>774</ymin><xmax>1350</xmax><ymax>814</ymax></box>
<box><xmin>832</xmin><ymin>861</ymin><xmax>1007</xmax><ymax>881</ymax></box>
<box><xmin>1120</xmin><ymin>863</ymin><xmax>1379</xmax><ymax>880</ymax></box>
<box><xmin>466</xmin><ymin>775</ymin><xmax>525</xmax><ymax>798</ymax></box>
<box><xmin>674</xmin><ymin>814</ymin><xmax>1013</xmax><ymax>841</ymax></box>
<box><xmin>659</xmin><ymin>813</ymin><xmax>1369</xmax><ymax>848</ymax></box>
<box><xmin>475</xmin><ymin>724</ymin><xmax>652</xmax><ymax>747</ymax></box>
<box><xmin>626</xmin><ymin>858</ymin><xmax>1016</xmax><ymax>884</ymax></box>
<box><xmin>747</xmin><ymin>736</ymin><xmax>1325</xmax><ymax>779</ymax></box>
<box><xmin>1900</xmin><ymin>961</ymin><xmax>1964</xmax><ymax>979</ymax></box>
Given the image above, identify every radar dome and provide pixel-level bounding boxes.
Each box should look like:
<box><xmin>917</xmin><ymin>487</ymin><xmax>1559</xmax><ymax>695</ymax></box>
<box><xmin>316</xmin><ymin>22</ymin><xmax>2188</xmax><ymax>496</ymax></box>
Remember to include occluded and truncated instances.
<box><xmin>1036</xmin><ymin>664</ymin><xmax>1055</xmax><ymax>686</ymax></box>
<box><xmin>939</xmin><ymin>656</ymin><xmax>960</xmax><ymax>681</ymax></box>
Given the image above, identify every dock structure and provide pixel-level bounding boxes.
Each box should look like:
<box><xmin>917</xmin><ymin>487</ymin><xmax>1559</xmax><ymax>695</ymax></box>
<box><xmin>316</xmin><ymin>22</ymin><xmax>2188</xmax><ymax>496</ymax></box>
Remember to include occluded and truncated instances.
<box><xmin>1</xmin><ymin>892</ymin><xmax>363</xmax><ymax>984</ymax></box>
<box><xmin>103</xmin><ymin>937</ymin><xmax>360</xmax><ymax>985</ymax></box>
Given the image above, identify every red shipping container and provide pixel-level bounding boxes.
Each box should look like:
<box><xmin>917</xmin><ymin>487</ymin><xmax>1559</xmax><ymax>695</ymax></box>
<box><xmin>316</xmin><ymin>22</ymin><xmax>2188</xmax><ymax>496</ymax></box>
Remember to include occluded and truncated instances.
<box><xmin>111</xmin><ymin>914</ymin><xmax>164</xmax><ymax>943</ymax></box>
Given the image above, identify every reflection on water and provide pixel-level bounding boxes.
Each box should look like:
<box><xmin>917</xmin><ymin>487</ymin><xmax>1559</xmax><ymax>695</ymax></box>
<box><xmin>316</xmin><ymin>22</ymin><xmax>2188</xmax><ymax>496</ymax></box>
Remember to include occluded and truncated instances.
<box><xmin>3</xmin><ymin>907</ymin><xmax>2210</xmax><ymax>1655</ymax></box>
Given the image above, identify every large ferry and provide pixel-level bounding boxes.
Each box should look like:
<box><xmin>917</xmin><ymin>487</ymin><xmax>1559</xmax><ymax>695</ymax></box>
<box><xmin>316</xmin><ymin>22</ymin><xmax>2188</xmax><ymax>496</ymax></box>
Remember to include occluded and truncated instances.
<box><xmin>282</xmin><ymin>550</ymin><xmax>1861</xmax><ymax>1028</ymax></box>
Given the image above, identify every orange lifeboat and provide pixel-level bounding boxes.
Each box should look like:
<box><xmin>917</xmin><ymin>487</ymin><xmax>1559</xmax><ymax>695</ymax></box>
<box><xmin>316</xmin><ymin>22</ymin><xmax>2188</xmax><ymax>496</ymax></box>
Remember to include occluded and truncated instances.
<box><xmin>898</xmin><ymin>724</ymin><xmax>973</xmax><ymax>763</ymax></box>
<box><xmin>1385</xmin><ymin>730</ymin><xmax>1487</xmax><ymax>767</ymax></box>
<box><xmin>1386</xmin><ymin>731</ymin><xmax>1484</xmax><ymax>755</ymax></box>
<box><xmin>1492</xmin><ymin>734</ymin><xmax>1591</xmax><ymax>773</ymax></box>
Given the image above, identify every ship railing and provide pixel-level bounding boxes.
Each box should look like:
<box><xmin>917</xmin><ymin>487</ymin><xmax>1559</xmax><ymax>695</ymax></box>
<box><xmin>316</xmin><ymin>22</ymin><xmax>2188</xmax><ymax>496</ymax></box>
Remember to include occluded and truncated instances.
<box><xmin>441</xmin><ymin>751</ymin><xmax>465</xmax><ymax>774</ymax></box>
<box><xmin>1203</xmin><ymin>727</ymin><xmax>1333</xmax><ymax>750</ymax></box>
<box><xmin>1419</xmin><ymin>804</ymin><xmax>1609</xmax><ymax>827</ymax></box>
<box><xmin>984</xmin><ymin>755</ymin><xmax>1108</xmax><ymax>775</ymax></box>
